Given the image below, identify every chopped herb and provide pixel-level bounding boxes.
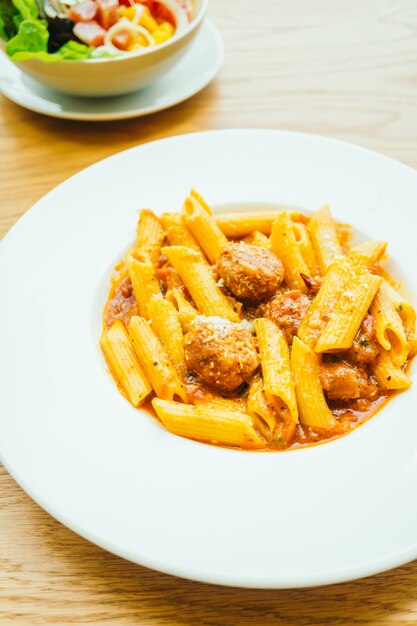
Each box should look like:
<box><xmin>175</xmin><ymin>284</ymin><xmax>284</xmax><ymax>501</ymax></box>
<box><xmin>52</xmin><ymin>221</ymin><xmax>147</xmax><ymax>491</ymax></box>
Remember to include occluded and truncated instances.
<box><xmin>153</xmin><ymin>361</ymin><xmax>158</xmax><ymax>366</ymax></box>
<box><xmin>387</xmin><ymin>376</ymin><xmax>391</xmax><ymax>381</ymax></box>
<box><xmin>398</xmin><ymin>304</ymin><xmax>403</xmax><ymax>312</ymax></box>
<box><xmin>360</xmin><ymin>338</ymin><xmax>368</xmax><ymax>346</ymax></box>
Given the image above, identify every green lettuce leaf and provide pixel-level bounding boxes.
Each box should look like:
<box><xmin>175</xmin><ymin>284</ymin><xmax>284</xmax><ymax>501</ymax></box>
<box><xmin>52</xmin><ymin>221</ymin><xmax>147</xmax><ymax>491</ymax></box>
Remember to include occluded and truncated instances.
<box><xmin>12</xmin><ymin>0</ymin><xmax>38</xmax><ymax>22</ymax></box>
<box><xmin>89</xmin><ymin>46</ymin><xmax>122</xmax><ymax>59</ymax></box>
<box><xmin>6</xmin><ymin>19</ymin><xmax>49</xmax><ymax>58</ymax></box>
<box><xmin>55</xmin><ymin>40</ymin><xmax>91</xmax><ymax>60</ymax></box>
<box><xmin>0</xmin><ymin>0</ymin><xmax>20</xmax><ymax>41</ymax></box>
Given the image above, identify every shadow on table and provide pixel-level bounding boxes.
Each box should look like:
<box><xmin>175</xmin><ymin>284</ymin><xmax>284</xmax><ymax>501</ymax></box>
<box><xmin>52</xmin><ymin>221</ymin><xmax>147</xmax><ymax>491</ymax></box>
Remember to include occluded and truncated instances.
<box><xmin>2</xmin><ymin>80</ymin><xmax>223</xmax><ymax>156</ymax></box>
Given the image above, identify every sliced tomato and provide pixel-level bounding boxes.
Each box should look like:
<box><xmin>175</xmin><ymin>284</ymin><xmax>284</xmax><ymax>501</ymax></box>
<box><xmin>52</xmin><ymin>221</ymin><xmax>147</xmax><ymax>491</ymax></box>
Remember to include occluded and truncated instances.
<box><xmin>96</xmin><ymin>0</ymin><xmax>119</xmax><ymax>30</ymax></box>
<box><xmin>73</xmin><ymin>20</ymin><xmax>106</xmax><ymax>46</ymax></box>
<box><xmin>136</xmin><ymin>1</ymin><xmax>175</xmax><ymax>26</ymax></box>
<box><xmin>155</xmin><ymin>2</ymin><xmax>175</xmax><ymax>25</ymax></box>
<box><xmin>137</xmin><ymin>1</ymin><xmax>157</xmax><ymax>11</ymax></box>
<box><xmin>67</xmin><ymin>0</ymin><xmax>97</xmax><ymax>23</ymax></box>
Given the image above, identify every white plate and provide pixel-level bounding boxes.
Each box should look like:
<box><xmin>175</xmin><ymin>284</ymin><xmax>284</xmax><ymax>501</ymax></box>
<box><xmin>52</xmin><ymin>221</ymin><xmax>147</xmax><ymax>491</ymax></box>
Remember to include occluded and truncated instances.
<box><xmin>0</xmin><ymin>130</ymin><xmax>416</xmax><ymax>588</ymax></box>
<box><xmin>0</xmin><ymin>21</ymin><xmax>222</xmax><ymax>121</ymax></box>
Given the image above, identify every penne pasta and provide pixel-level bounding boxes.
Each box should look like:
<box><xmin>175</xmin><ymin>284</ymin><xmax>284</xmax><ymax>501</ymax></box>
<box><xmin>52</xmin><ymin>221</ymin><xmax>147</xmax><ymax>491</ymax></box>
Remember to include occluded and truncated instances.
<box><xmin>370</xmin><ymin>280</ymin><xmax>409</xmax><ymax>367</ymax></box>
<box><xmin>182</xmin><ymin>194</ymin><xmax>228</xmax><ymax>264</ymax></box>
<box><xmin>148</xmin><ymin>295</ymin><xmax>186</xmax><ymax>379</ymax></box>
<box><xmin>100</xmin><ymin>321</ymin><xmax>152</xmax><ymax>407</ymax></box>
<box><xmin>291</xmin><ymin>337</ymin><xmax>338</xmax><ymax>429</ymax></box>
<box><xmin>129</xmin><ymin>316</ymin><xmax>188</xmax><ymax>402</ymax></box>
<box><xmin>374</xmin><ymin>351</ymin><xmax>412</xmax><ymax>390</ymax></box>
<box><xmin>298</xmin><ymin>255</ymin><xmax>365</xmax><ymax>349</ymax></box>
<box><xmin>127</xmin><ymin>250</ymin><xmax>161</xmax><ymax>319</ymax></box>
<box><xmin>292</xmin><ymin>221</ymin><xmax>319</xmax><ymax>276</ymax></box>
<box><xmin>314</xmin><ymin>270</ymin><xmax>382</xmax><ymax>352</ymax></box>
<box><xmin>215</xmin><ymin>211</ymin><xmax>283</xmax><ymax>237</ymax></box>
<box><xmin>165</xmin><ymin>287</ymin><xmax>199</xmax><ymax>332</ymax></box>
<box><xmin>134</xmin><ymin>209</ymin><xmax>165</xmax><ymax>265</ymax></box>
<box><xmin>254</xmin><ymin>318</ymin><xmax>298</xmax><ymax>423</ymax></box>
<box><xmin>245</xmin><ymin>230</ymin><xmax>271</xmax><ymax>249</ymax></box>
<box><xmin>270</xmin><ymin>212</ymin><xmax>310</xmax><ymax>293</ymax></box>
<box><xmin>162</xmin><ymin>246</ymin><xmax>240</xmax><ymax>322</ymax></box>
<box><xmin>190</xmin><ymin>188</ymin><xmax>212</xmax><ymax>214</ymax></box>
<box><xmin>350</xmin><ymin>240</ymin><xmax>388</xmax><ymax>267</ymax></box>
<box><xmin>381</xmin><ymin>281</ymin><xmax>417</xmax><ymax>358</ymax></box>
<box><xmin>160</xmin><ymin>212</ymin><xmax>202</xmax><ymax>252</ymax></box>
<box><xmin>152</xmin><ymin>399</ymin><xmax>267</xmax><ymax>449</ymax></box>
<box><xmin>190</xmin><ymin>392</ymin><xmax>247</xmax><ymax>412</ymax></box>
<box><xmin>309</xmin><ymin>204</ymin><xmax>344</xmax><ymax>274</ymax></box>
<box><xmin>247</xmin><ymin>375</ymin><xmax>276</xmax><ymax>433</ymax></box>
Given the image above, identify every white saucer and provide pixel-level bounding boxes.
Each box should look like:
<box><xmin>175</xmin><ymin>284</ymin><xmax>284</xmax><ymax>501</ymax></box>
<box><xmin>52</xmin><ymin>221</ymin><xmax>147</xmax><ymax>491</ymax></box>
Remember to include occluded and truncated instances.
<box><xmin>0</xmin><ymin>20</ymin><xmax>223</xmax><ymax>121</ymax></box>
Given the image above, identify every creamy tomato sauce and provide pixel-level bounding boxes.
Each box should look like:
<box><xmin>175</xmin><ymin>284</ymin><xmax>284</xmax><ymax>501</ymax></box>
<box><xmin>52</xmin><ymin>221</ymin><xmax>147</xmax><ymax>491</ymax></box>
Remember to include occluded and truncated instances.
<box><xmin>104</xmin><ymin>274</ymin><xmax>397</xmax><ymax>451</ymax></box>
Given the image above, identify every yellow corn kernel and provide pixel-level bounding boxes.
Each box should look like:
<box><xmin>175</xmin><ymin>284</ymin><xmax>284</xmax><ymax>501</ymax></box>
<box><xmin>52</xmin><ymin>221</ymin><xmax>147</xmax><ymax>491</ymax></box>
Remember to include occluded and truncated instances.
<box><xmin>153</xmin><ymin>22</ymin><xmax>175</xmax><ymax>45</ymax></box>
<box><xmin>140</xmin><ymin>6</ymin><xmax>159</xmax><ymax>33</ymax></box>
<box><xmin>120</xmin><ymin>6</ymin><xmax>135</xmax><ymax>20</ymax></box>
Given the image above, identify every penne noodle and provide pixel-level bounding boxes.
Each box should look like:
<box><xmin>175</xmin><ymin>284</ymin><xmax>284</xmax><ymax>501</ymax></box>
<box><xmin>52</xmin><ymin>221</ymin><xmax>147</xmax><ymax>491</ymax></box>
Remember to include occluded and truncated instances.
<box><xmin>110</xmin><ymin>259</ymin><xmax>129</xmax><ymax>285</ymax></box>
<box><xmin>370</xmin><ymin>280</ymin><xmax>409</xmax><ymax>367</ymax></box>
<box><xmin>292</xmin><ymin>221</ymin><xmax>319</xmax><ymax>276</ymax></box>
<box><xmin>374</xmin><ymin>351</ymin><xmax>412</xmax><ymax>390</ymax></box>
<box><xmin>270</xmin><ymin>212</ymin><xmax>310</xmax><ymax>293</ymax></box>
<box><xmin>148</xmin><ymin>295</ymin><xmax>186</xmax><ymax>379</ymax></box>
<box><xmin>165</xmin><ymin>287</ymin><xmax>199</xmax><ymax>332</ymax></box>
<box><xmin>247</xmin><ymin>375</ymin><xmax>276</xmax><ymax>433</ymax></box>
<box><xmin>152</xmin><ymin>399</ymin><xmax>267</xmax><ymax>450</ymax></box>
<box><xmin>127</xmin><ymin>249</ymin><xmax>161</xmax><ymax>319</ymax></box>
<box><xmin>298</xmin><ymin>254</ymin><xmax>365</xmax><ymax>349</ymax></box>
<box><xmin>190</xmin><ymin>188</ymin><xmax>212</xmax><ymax>214</ymax></box>
<box><xmin>182</xmin><ymin>194</ymin><xmax>228</xmax><ymax>264</ymax></box>
<box><xmin>134</xmin><ymin>209</ymin><xmax>165</xmax><ymax>265</ymax></box>
<box><xmin>309</xmin><ymin>204</ymin><xmax>344</xmax><ymax>274</ymax></box>
<box><xmin>245</xmin><ymin>230</ymin><xmax>271</xmax><ymax>248</ymax></box>
<box><xmin>129</xmin><ymin>316</ymin><xmax>188</xmax><ymax>402</ymax></box>
<box><xmin>162</xmin><ymin>246</ymin><xmax>240</xmax><ymax>322</ymax></box>
<box><xmin>350</xmin><ymin>240</ymin><xmax>388</xmax><ymax>267</ymax></box>
<box><xmin>254</xmin><ymin>318</ymin><xmax>298</xmax><ymax>423</ymax></box>
<box><xmin>215</xmin><ymin>211</ymin><xmax>283</xmax><ymax>237</ymax></box>
<box><xmin>160</xmin><ymin>212</ymin><xmax>202</xmax><ymax>252</ymax></box>
<box><xmin>291</xmin><ymin>337</ymin><xmax>338</xmax><ymax>429</ymax></box>
<box><xmin>314</xmin><ymin>271</ymin><xmax>382</xmax><ymax>352</ymax></box>
<box><xmin>100</xmin><ymin>321</ymin><xmax>152</xmax><ymax>407</ymax></box>
<box><xmin>382</xmin><ymin>281</ymin><xmax>417</xmax><ymax>358</ymax></box>
<box><xmin>190</xmin><ymin>392</ymin><xmax>247</xmax><ymax>412</ymax></box>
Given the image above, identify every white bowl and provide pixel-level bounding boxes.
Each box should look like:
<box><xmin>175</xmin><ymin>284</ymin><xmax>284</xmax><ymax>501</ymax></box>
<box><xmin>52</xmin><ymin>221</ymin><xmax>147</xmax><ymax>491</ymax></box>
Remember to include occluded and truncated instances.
<box><xmin>4</xmin><ymin>0</ymin><xmax>207</xmax><ymax>97</ymax></box>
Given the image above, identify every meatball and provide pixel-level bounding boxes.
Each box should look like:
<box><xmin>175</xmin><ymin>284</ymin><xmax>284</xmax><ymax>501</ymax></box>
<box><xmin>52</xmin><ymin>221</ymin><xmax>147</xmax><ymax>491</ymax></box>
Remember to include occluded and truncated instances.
<box><xmin>345</xmin><ymin>314</ymin><xmax>381</xmax><ymax>365</ymax></box>
<box><xmin>217</xmin><ymin>242</ymin><xmax>284</xmax><ymax>303</ymax></box>
<box><xmin>184</xmin><ymin>316</ymin><xmax>259</xmax><ymax>393</ymax></box>
<box><xmin>319</xmin><ymin>361</ymin><xmax>379</xmax><ymax>401</ymax></box>
<box><xmin>259</xmin><ymin>290</ymin><xmax>311</xmax><ymax>342</ymax></box>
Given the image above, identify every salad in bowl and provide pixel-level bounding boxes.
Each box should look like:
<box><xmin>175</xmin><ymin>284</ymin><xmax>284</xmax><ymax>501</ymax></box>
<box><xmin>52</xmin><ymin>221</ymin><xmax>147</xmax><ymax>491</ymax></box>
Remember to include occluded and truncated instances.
<box><xmin>0</xmin><ymin>0</ymin><xmax>195</xmax><ymax>62</ymax></box>
<box><xmin>0</xmin><ymin>0</ymin><xmax>206</xmax><ymax>96</ymax></box>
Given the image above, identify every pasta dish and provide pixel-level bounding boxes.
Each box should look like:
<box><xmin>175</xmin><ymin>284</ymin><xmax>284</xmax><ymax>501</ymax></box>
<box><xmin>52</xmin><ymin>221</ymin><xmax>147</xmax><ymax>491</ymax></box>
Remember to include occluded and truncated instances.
<box><xmin>100</xmin><ymin>190</ymin><xmax>416</xmax><ymax>451</ymax></box>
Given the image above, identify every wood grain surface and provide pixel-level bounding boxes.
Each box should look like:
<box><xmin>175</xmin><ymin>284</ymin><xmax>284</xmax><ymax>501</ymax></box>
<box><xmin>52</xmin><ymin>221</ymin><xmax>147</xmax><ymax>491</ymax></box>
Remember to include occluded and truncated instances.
<box><xmin>1</xmin><ymin>1</ymin><xmax>417</xmax><ymax>623</ymax></box>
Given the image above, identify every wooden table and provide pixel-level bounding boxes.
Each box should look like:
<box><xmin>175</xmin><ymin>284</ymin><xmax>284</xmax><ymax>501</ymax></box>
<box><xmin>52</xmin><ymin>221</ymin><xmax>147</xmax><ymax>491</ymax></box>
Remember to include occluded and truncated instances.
<box><xmin>1</xmin><ymin>1</ymin><xmax>417</xmax><ymax>623</ymax></box>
